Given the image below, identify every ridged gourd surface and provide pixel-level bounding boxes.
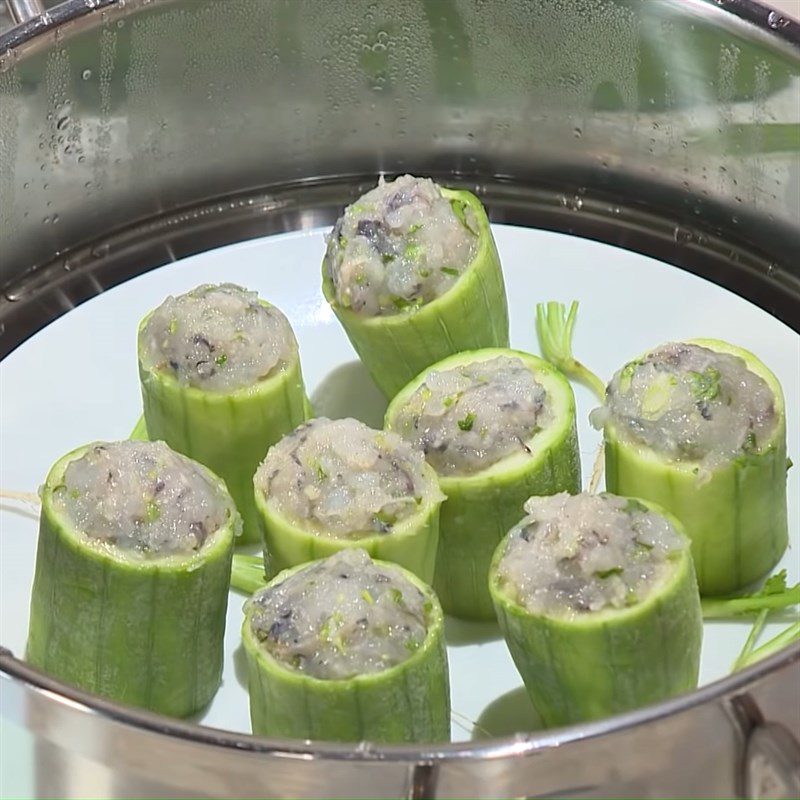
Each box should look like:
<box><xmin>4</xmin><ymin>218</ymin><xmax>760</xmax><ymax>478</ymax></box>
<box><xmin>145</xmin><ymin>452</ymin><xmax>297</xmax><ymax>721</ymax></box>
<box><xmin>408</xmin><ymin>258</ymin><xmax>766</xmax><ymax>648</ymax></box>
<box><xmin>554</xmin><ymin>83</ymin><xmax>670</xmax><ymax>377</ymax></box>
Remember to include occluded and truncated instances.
<box><xmin>392</xmin><ymin>356</ymin><xmax>550</xmax><ymax>476</ymax></box>
<box><xmin>498</xmin><ymin>493</ymin><xmax>687</xmax><ymax>617</ymax></box>
<box><xmin>139</xmin><ymin>283</ymin><xmax>296</xmax><ymax>392</ymax></box>
<box><xmin>592</xmin><ymin>343</ymin><xmax>776</xmax><ymax>473</ymax></box>
<box><xmin>254</xmin><ymin>417</ymin><xmax>443</xmax><ymax>538</ymax></box>
<box><xmin>324</xmin><ymin>175</ymin><xmax>478</xmax><ymax>315</ymax></box>
<box><xmin>52</xmin><ymin>440</ymin><xmax>231</xmax><ymax>556</ymax></box>
<box><xmin>248</xmin><ymin>549</ymin><xmax>429</xmax><ymax>679</ymax></box>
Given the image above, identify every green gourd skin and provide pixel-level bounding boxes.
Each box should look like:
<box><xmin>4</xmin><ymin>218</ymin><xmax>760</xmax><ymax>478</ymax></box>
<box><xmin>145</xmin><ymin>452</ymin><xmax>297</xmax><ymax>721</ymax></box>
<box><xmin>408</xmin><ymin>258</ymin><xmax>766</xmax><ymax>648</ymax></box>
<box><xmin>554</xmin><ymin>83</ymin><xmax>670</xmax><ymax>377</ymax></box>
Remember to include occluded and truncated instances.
<box><xmin>255</xmin><ymin>480</ymin><xmax>442</xmax><ymax>585</ymax></box>
<box><xmin>385</xmin><ymin>349</ymin><xmax>581</xmax><ymax>621</ymax></box>
<box><xmin>26</xmin><ymin>445</ymin><xmax>237</xmax><ymax>718</ymax></box>
<box><xmin>242</xmin><ymin>559</ymin><xmax>450</xmax><ymax>742</ymax></box>
<box><xmin>322</xmin><ymin>187</ymin><xmax>509</xmax><ymax>399</ymax></box>
<box><xmin>489</xmin><ymin>501</ymin><xmax>702</xmax><ymax>727</ymax></box>
<box><xmin>603</xmin><ymin>338</ymin><xmax>788</xmax><ymax>597</ymax></box>
<box><xmin>138</xmin><ymin>307</ymin><xmax>309</xmax><ymax>545</ymax></box>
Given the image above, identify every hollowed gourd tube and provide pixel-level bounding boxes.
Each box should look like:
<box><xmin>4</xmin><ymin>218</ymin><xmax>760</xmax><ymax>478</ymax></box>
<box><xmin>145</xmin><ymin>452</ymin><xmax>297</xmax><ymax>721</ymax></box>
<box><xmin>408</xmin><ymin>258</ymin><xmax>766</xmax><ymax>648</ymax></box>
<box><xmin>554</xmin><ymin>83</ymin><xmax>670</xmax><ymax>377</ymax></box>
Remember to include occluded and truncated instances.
<box><xmin>599</xmin><ymin>338</ymin><xmax>788</xmax><ymax>596</ymax></box>
<box><xmin>253</xmin><ymin>417</ymin><xmax>444</xmax><ymax>584</ymax></box>
<box><xmin>26</xmin><ymin>441</ymin><xmax>238</xmax><ymax>717</ymax></box>
<box><xmin>322</xmin><ymin>184</ymin><xmax>509</xmax><ymax>398</ymax></box>
<box><xmin>242</xmin><ymin>549</ymin><xmax>450</xmax><ymax>742</ymax></box>
<box><xmin>489</xmin><ymin>493</ymin><xmax>702</xmax><ymax>727</ymax></box>
<box><xmin>385</xmin><ymin>348</ymin><xmax>581</xmax><ymax>620</ymax></box>
<box><xmin>137</xmin><ymin>285</ymin><xmax>309</xmax><ymax>544</ymax></box>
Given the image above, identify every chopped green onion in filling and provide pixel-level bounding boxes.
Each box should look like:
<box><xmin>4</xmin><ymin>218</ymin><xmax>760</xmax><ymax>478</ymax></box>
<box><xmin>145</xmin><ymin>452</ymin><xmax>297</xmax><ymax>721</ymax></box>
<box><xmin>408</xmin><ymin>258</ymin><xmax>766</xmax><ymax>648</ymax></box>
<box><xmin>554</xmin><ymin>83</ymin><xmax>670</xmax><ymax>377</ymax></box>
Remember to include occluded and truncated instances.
<box><xmin>140</xmin><ymin>283</ymin><xmax>296</xmax><ymax>392</ymax></box>
<box><xmin>497</xmin><ymin>492</ymin><xmax>687</xmax><ymax>618</ymax></box>
<box><xmin>254</xmin><ymin>418</ymin><xmax>443</xmax><ymax>539</ymax></box>
<box><xmin>52</xmin><ymin>440</ymin><xmax>233</xmax><ymax>556</ymax></box>
<box><xmin>248</xmin><ymin>549</ymin><xmax>428</xmax><ymax>679</ymax></box>
<box><xmin>392</xmin><ymin>356</ymin><xmax>550</xmax><ymax>476</ymax></box>
<box><xmin>324</xmin><ymin>175</ymin><xmax>478</xmax><ymax>316</ymax></box>
<box><xmin>591</xmin><ymin>342</ymin><xmax>777</xmax><ymax>471</ymax></box>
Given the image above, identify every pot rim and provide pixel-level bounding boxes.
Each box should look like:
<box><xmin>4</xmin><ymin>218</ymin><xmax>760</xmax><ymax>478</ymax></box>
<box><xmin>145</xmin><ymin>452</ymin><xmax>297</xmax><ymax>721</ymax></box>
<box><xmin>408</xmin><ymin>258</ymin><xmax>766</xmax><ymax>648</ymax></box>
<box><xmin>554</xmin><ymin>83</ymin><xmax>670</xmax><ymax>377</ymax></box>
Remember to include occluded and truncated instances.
<box><xmin>0</xmin><ymin>0</ymin><xmax>798</xmax><ymax>765</ymax></box>
<box><xmin>2</xmin><ymin>643</ymin><xmax>799</xmax><ymax>759</ymax></box>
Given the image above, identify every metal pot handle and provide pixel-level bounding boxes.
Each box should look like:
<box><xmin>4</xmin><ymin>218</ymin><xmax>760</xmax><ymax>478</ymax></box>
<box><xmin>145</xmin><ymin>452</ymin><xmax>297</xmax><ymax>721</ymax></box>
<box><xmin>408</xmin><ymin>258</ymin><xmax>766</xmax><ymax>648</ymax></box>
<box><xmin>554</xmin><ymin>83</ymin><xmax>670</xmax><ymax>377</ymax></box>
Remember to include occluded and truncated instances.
<box><xmin>5</xmin><ymin>0</ymin><xmax>45</xmax><ymax>24</ymax></box>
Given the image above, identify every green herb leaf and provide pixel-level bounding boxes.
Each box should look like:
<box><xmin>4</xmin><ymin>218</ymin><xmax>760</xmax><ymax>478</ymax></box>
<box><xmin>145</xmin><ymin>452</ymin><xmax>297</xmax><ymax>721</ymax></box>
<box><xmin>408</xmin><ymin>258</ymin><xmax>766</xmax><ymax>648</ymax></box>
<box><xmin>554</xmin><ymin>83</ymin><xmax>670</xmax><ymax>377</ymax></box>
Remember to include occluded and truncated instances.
<box><xmin>688</xmin><ymin>367</ymin><xmax>721</xmax><ymax>402</ymax></box>
<box><xmin>624</xmin><ymin>498</ymin><xmax>649</xmax><ymax>514</ymax></box>
<box><xmin>391</xmin><ymin>295</ymin><xmax>421</xmax><ymax>312</ymax></box>
<box><xmin>440</xmin><ymin>266</ymin><xmax>459</xmax><ymax>277</ymax></box>
<box><xmin>361</xmin><ymin>589</ymin><xmax>375</xmax><ymax>605</ymax></box>
<box><xmin>145</xmin><ymin>500</ymin><xmax>161</xmax><ymax>523</ymax></box>
<box><xmin>404</xmin><ymin>243</ymin><xmax>422</xmax><ymax>261</ymax></box>
<box><xmin>458</xmin><ymin>412</ymin><xmax>476</xmax><ymax>431</ymax></box>
<box><xmin>596</xmin><ymin>567</ymin><xmax>623</xmax><ymax>579</ymax></box>
<box><xmin>450</xmin><ymin>199</ymin><xmax>468</xmax><ymax>228</ymax></box>
<box><xmin>215</xmin><ymin>353</ymin><xmax>228</xmax><ymax>367</ymax></box>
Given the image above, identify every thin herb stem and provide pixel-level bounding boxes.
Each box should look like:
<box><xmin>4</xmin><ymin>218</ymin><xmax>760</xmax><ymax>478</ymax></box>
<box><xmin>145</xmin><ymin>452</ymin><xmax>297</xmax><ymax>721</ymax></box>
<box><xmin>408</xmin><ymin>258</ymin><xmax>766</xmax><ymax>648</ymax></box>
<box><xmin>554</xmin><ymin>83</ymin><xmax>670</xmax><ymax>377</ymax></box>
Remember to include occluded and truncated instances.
<box><xmin>735</xmin><ymin>621</ymin><xmax>800</xmax><ymax>671</ymax></box>
<box><xmin>535</xmin><ymin>301</ymin><xmax>606</xmax><ymax>403</ymax></box>
<box><xmin>702</xmin><ymin>588</ymin><xmax>800</xmax><ymax>618</ymax></box>
<box><xmin>231</xmin><ymin>554</ymin><xmax>267</xmax><ymax>595</ymax></box>
<box><xmin>0</xmin><ymin>489</ymin><xmax>41</xmax><ymax>506</ymax></box>
<box><xmin>588</xmin><ymin>443</ymin><xmax>605</xmax><ymax>494</ymax></box>
<box><xmin>732</xmin><ymin>609</ymin><xmax>769</xmax><ymax>671</ymax></box>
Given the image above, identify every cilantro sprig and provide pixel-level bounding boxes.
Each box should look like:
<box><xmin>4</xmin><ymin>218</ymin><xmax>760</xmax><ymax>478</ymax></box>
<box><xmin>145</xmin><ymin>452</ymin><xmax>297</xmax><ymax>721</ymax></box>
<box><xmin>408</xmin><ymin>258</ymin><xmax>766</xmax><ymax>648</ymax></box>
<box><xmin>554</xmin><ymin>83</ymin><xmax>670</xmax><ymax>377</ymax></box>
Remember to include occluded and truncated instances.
<box><xmin>701</xmin><ymin>570</ymin><xmax>800</xmax><ymax>618</ymax></box>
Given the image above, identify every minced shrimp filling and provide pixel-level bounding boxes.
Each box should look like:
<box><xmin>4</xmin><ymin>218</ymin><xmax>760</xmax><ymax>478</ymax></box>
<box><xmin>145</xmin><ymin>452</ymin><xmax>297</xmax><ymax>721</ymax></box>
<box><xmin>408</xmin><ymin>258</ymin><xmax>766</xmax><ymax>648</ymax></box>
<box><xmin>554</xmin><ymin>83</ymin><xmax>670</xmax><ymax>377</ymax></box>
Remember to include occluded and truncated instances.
<box><xmin>248</xmin><ymin>549</ymin><xmax>429</xmax><ymax>679</ymax></box>
<box><xmin>53</xmin><ymin>441</ymin><xmax>231</xmax><ymax>556</ymax></box>
<box><xmin>498</xmin><ymin>493</ymin><xmax>686</xmax><ymax>617</ymax></box>
<box><xmin>391</xmin><ymin>356</ymin><xmax>549</xmax><ymax>476</ymax></box>
<box><xmin>140</xmin><ymin>283</ymin><xmax>296</xmax><ymax>392</ymax></box>
<box><xmin>254</xmin><ymin>418</ymin><xmax>443</xmax><ymax>539</ymax></box>
<box><xmin>324</xmin><ymin>175</ymin><xmax>479</xmax><ymax>316</ymax></box>
<box><xmin>592</xmin><ymin>343</ymin><xmax>776</xmax><ymax>470</ymax></box>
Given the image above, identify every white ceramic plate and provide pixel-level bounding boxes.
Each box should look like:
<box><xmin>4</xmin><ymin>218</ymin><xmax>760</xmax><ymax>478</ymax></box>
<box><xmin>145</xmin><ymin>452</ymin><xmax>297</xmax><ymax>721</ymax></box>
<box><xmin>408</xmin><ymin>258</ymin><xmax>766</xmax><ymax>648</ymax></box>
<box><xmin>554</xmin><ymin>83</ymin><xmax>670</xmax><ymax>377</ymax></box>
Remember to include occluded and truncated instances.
<box><xmin>1</xmin><ymin>224</ymin><xmax>798</xmax><ymax>745</ymax></box>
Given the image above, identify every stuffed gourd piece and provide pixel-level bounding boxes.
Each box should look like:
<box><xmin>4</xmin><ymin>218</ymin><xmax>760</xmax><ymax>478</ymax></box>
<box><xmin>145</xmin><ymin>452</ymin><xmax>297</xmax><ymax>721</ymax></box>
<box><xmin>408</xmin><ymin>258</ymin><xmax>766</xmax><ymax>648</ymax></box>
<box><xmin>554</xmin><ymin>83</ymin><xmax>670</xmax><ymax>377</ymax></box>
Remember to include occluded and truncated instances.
<box><xmin>592</xmin><ymin>339</ymin><xmax>788</xmax><ymax>596</ymax></box>
<box><xmin>138</xmin><ymin>283</ymin><xmax>308</xmax><ymax>544</ymax></box>
<box><xmin>253</xmin><ymin>417</ymin><xmax>444</xmax><ymax>584</ymax></box>
<box><xmin>322</xmin><ymin>175</ymin><xmax>509</xmax><ymax>398</ymax></box>
<box><xmin>489</xmin><ymin>492</ymin><xmax>702</xmax><ymax>727</ymax></box>
<box><xmin>27</xmin><ymin>440</ymin><xmax>239</xmax><ymax>717</ymax></box>
<box><xmin>385</xmin><ymin>349</ymin><xmax>581</xmax><ymax>620</ymax></box>
<box><xmin>242</xmin><ymin>548</ymin><xmax>450</xmax><ymax>742</ymax></box>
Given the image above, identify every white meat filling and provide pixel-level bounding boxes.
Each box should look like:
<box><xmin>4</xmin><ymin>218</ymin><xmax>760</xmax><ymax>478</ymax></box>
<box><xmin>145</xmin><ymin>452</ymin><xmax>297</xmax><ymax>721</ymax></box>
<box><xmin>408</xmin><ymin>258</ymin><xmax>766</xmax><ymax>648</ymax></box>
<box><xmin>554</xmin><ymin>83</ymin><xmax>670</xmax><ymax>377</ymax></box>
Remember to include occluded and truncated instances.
<box><xmin>498</xmin><ymin>493</ymin><xmax>686</xmax><ymax>617</ymax></box>
<box><xmin>592</xmin><ymin>342</ymin><xmax>776</xmax><ymax>471</ymax></box>
<box><xmin>249</xmin><ymin>549</ymin><xmax>429</xmax><ymax>680</ymax></box>
<box><xmin>324</xmin><ymin>175</ymin><xmax>479</xmax><ymax>316</ymax></box>
<box><xmin>140</xmin><ymin>283</ymin><xmax>296</xmax><ymax>393</ymax></box>
<box><xmin>53</xmin><ymin>441</ymin><xmax>232</xmax><ymax>556</ymax></box>
<box><xmin>254</xmin><ymin>418</ymin><xmax>443</xmax><ymax>539</ymax></box>
<box><xmin>392</xmin><ymin>356</ymin><xmax>549</xmax><ymax>476</ymax></box>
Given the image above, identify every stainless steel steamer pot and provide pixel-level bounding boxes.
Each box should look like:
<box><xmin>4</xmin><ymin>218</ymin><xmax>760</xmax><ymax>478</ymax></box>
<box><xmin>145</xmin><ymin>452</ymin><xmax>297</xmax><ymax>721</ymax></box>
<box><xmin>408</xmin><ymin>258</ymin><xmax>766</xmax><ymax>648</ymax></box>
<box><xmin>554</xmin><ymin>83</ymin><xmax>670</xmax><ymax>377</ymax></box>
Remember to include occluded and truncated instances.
<box><xmin>1</xmin><ymin>0</ymin><xmax>798</xmax><ymax>796</ymax></box>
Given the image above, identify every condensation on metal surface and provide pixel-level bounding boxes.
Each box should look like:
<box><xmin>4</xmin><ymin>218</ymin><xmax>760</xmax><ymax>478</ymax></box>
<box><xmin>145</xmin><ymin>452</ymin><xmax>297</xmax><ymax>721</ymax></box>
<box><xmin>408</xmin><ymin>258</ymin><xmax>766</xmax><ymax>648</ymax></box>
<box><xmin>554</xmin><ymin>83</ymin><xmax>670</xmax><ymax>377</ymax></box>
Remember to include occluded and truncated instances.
<box><xmin>0</xmin><ymin>0</ymin><xmax>798</xmax><ymax>299</ymax></box>
<box><xmin>0</xmin><ymin>0</ymin><xmax>799</xmax><ymax>796</ymax></box>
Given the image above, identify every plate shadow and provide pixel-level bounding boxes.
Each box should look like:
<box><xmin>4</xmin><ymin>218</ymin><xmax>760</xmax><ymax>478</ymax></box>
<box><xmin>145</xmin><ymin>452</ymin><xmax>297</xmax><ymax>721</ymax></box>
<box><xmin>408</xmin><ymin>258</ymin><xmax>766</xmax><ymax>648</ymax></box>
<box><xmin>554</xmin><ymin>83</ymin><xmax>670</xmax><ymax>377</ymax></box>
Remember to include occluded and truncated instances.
<box><xmin>444</xmin><ymin>615</ymin><xmax>502</xmax><ymax>646</ymax></box>
<box><xmin>233</xmin><ymin>641</ymin><xmax>250</xmax><ymax>690</ymax></box>
<box><xmin>472</xmin><ymin>685</ymin><xmax>543</xmax><ymax>740</ymax></box>
<box><xmin>310</xmin><ymin>360</ymin><xmax>387</xmax><ymax>429</ymax></box>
